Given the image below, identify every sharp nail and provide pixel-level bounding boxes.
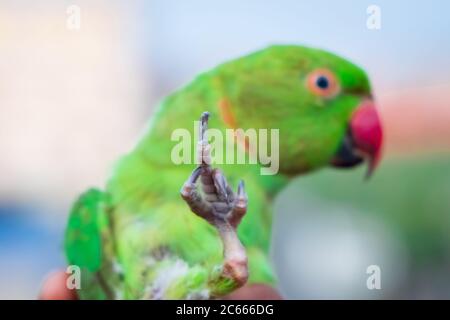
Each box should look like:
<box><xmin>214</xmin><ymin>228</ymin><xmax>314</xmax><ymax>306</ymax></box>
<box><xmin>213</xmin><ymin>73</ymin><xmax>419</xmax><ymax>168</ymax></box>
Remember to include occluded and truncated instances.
<box><xmin>220</xmin><ymin>176</ymin><xmax>229</xmax><ymax>200</ymax></box>
<box><xmin>201</xmin><ymin>111</ymin><xmax>210</xmax><ymax>123</ymax></box>
<box><xmin>237</xmin><ymin>180</ymin><xmax>245</xmax><ymax>197</ymax></box>
<box><xmin>188</xmin><ymin>166</ymin><xmax>202</xmax><ymax>184</ymax></box>
<box><xmin>199</xmin><ymin>112</ymin><xmax>210</xmax><ymax>143</ymax></box>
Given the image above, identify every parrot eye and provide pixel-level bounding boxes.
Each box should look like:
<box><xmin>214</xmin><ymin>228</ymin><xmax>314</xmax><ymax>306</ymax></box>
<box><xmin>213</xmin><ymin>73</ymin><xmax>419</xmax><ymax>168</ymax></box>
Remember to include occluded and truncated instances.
<box><xmin>316</xmin><ymin>76</ymin><xmax>329</xmax><ymax>89</ymax></box>
<box><xmin>306</xmin><ymin>69</ymin><xmax>340</xmax><ymax>98</ymax></box>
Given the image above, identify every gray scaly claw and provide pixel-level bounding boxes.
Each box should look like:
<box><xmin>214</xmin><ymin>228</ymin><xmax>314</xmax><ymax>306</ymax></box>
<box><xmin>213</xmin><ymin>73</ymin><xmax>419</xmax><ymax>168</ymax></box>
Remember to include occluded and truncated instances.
<box><xmin>180</xmin><ymin>111</ymin><xmax>249</xmax><ymax>288</ymax></box>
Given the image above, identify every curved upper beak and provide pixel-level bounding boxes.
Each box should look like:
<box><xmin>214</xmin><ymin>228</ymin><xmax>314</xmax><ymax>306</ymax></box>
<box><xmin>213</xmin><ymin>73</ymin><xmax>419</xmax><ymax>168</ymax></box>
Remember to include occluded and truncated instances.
<box><xmin>331</xmin><ymin>100</ymin><xmax>383</xmax><ymax>178</ymax></box>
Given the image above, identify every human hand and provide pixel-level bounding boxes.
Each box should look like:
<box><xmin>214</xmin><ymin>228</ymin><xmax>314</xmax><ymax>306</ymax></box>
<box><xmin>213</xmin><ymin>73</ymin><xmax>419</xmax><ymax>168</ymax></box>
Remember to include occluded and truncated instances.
<box><xmin>39</xmin><ymin>269</ymin><xmax>281</xmax><ymax>300</ymax></box>
<box><xmin>39</xmin><ymin>270</ymin><xmax>78</xmax><ymax>300</ymax></box>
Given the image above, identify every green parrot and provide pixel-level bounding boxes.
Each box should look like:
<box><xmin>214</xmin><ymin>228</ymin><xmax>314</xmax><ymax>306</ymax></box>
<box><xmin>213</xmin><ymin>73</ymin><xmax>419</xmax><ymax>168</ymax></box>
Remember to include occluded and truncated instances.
<box><xmin>64</xmin><ymin>45</ymin><xmax>383</xmax><ymax>299</ymax></box>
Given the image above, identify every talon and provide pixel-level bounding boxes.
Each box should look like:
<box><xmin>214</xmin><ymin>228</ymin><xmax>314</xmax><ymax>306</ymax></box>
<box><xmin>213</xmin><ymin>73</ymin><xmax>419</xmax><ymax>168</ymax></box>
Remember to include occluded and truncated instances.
<box><xmin>200</xmin><ymin>111</ymin><xmax>210</xmax><ymax>134</ymax></box>
<box><xmin>212</xmin><ymin>170</ymin><xmax>230</xmax><ymax>204</ymax></box>
<box><xmin>237</xmin><ymin>180</ymin><xmax>245</xmax><ymax>199</ymax></box>
<box><xmin>199</xmin><ymin>112</ymin><xmax>209</xmax><ymax>145</ymax></box>
<box><xmin>197</xmin><ymin>112</ymin><xmax>211</xmax><ymax>166</ymax></box>
<box><xmin>188</xmin><ymin>166</ymin><xmax>202</xmax><ymax>184</ymax></box>
<box><xmin>230</xmin><ymin>180</ymin><xmax>247</xmax><ymax>228</ymax></box>
<box><xmin>235</xmin><ymin>180</ymin><xmax>247</xmax><ymax>208</ymax></box>
<box><xmin>180</xmin><ymin>167</ymin><xmax>201</xmax><ymax>198</ymax></box>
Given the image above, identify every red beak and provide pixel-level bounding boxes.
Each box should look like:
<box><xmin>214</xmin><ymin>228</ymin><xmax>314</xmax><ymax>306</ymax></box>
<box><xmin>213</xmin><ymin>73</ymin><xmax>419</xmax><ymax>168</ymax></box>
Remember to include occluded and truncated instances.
<box><xmin>350</xmin><ymin>100</ymin><xmax>383</xmax><ymax>178</ymax></box>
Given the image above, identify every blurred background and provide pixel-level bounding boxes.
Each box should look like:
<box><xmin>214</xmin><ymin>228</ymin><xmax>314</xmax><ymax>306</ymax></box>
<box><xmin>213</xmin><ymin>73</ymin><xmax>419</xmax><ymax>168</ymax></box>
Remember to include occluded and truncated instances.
<box><xmin>0</xmin><ymin>0</ymin><xmax>449</xmax><ymax>299</ymax></box>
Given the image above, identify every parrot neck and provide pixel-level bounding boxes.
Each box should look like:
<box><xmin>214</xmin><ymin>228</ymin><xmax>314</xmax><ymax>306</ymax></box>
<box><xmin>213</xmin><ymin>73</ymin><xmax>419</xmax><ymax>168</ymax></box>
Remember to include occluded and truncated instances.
<box><xmin>127</xmin><ymin>70</ymin><xmax>293</xmax><ymax>199</ymax></box>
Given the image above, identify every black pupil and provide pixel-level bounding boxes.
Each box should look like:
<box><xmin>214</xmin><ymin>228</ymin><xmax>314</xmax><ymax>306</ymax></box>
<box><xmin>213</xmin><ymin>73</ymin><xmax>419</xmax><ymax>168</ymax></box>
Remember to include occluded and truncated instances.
<box><xmin>316</xmin><ymin>76</ymin><xmax>329</xmax><ymax>89</ymax></box>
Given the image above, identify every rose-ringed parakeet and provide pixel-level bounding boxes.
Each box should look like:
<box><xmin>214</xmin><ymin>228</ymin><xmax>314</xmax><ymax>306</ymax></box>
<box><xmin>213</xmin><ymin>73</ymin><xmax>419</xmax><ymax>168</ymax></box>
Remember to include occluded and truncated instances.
<box><xmin>64</xmin><ymin>45</ymin><xmax>382</xmax><ymax>299</ymax></box>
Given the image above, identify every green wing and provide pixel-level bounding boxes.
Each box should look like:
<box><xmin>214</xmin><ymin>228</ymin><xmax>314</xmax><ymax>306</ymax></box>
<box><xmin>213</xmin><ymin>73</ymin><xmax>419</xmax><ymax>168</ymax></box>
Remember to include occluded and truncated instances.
<box><xmin>65</xmin><ymin>189</ymin><xmax>122</xmax><ymax>299</ymax></box>
<box><xmin>65</xmin><ymin>189</ymin><xmax>103</xmax><ymax>271</ymax></box>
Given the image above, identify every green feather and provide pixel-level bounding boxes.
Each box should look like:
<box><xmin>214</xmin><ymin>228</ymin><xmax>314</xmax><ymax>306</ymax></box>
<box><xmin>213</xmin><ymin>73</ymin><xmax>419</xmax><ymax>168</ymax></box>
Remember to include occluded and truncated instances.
<box><xmin>65</xmin><ymin>45</ymin><xmax>372</xmax><ymax>299</ymax></box>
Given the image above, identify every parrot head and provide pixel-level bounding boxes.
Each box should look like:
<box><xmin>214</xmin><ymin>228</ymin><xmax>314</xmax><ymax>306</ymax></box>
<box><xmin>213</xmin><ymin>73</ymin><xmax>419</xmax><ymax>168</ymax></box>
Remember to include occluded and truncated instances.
<box><xmin>216</xmin><ymin>45</ymin><xmax>383</xmax><ymax>177</ymax></box>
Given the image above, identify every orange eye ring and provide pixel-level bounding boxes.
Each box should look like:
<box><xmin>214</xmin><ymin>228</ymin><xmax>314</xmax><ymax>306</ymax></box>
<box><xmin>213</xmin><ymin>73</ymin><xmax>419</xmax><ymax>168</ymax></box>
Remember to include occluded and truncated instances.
<box><xmin>306</xmin><ymin>69</ymin><xmax>340</xmax><ymax>98</ymax></box>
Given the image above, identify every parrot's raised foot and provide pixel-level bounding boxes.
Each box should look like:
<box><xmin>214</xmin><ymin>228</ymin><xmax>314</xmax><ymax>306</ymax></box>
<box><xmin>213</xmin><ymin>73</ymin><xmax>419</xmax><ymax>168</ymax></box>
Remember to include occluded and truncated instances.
<box><xmin>181</xmin><ymin>168</ymin><xmax>248</xmax><ymax>229</ymax></box>
<box><xmin>180</xmin><ymin>112</ymin><xmax>249</xmax><ymax>290</ymax></box>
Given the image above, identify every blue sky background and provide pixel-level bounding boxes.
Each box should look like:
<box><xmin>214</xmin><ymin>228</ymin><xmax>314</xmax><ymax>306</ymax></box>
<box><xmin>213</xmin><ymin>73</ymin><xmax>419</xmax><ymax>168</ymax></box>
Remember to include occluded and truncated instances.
<box><xmin>127</xmin><ymin>0</ymin><xmax>450</xmax><ymax>96</ymax></box>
